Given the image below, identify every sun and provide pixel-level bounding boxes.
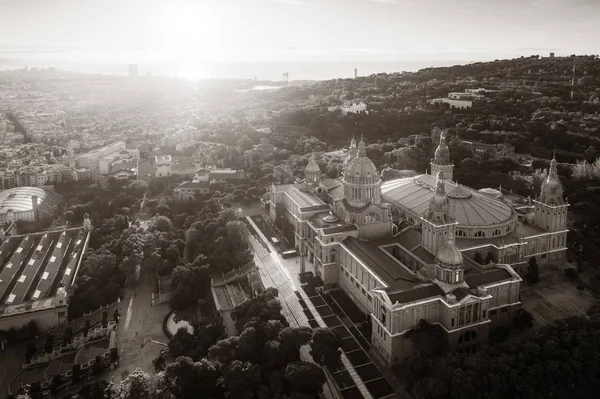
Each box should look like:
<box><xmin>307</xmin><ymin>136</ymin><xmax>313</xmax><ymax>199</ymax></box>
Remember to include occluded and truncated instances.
<box><xmin>153</xmin><ymin>0</ymin><xmax>226</xmax><ymax>77</ymax></box>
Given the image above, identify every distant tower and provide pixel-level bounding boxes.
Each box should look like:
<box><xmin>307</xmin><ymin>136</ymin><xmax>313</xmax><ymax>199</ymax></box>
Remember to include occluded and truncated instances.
<box><xmin>430</xmin><ymin>130</ymin><xmax>454</xmax><ymax>181</ymax></box>
<box><xmin>570</xmin><ymin>61</ymin><xmax>576</xmax><ymax>100</ymax></box>
<box><xmin>283</xmin><ymin>72</ymin><xmax>289</xmax><ymax>85</ymax></box>
<box><xmin>354</xmin><ymin>68</ymin><xmax>358</xmax><ymax>79</ymax></box>
<box><xmin>421</xmin><ymin>172</ymin><xmax>458</xmax><ymax>256</ymax></box>
<box><xmin>128</xmin><ymin>63</ymin><xmax>139</xmax><ymax>79</ymax></box>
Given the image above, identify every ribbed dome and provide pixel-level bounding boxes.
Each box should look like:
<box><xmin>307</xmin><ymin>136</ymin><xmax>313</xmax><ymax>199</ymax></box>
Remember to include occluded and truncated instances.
<box><xmin>433</xmin><ymin>130</ymin><xmax>451</xmax><ymax>165</ymax></box>
<box><xmin>436</xmin><ymin>237</ymin><xmax>463</xmax><ymax>267</ymax></box>
<box><xmin>345</xmin><ymin>156</ymin><xmax>379</xmax><ymax>184</ymax></box>
<box><xmin>342</xmin><ymin>136</ymin><xmax>383</xmax><ymax>207</ymax></box>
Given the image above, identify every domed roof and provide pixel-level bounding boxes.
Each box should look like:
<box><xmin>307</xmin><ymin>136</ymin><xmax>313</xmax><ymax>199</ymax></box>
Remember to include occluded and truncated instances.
<box><xmin>305</xmin><ymin>154</ymin><xmax>320</xmax><ymax>173</ymax></box>
<box><xmin>436</xmin><ymin>237</ymin><xmax>463</xmax><ymax>267</ymax></box>
<box><xmin>478</xmin><ymin>187</ymin><xmax>503</xmax><ymax>199</ymax></box>
<box><xmin>344</xmin><ymin>137</ymin><xmax>379</xmax><ymax>184</ymax></box>
<box><xmin>433</xmin><ymin>130</ymin><xmax>451</xmax><ymax>165</ymax></box>
<box><xmin>381</xmin><ymin>174</ymin><xmax>514</xmax><ymax>227</ymax></box>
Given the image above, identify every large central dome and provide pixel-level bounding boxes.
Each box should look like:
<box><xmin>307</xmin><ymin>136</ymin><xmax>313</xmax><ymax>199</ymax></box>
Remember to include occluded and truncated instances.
<box><xmin>344</xmin><ymin>138</ymin><xmax>379</xmax><ymax>185</ymax></box>
<box><xmin>342</xmin><ymin>136</ymin><xmax>382</xmax><ymax>207</ymax></box>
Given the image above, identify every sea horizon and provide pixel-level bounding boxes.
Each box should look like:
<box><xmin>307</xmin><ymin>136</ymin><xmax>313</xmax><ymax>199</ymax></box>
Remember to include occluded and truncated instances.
<box><xmin>0</xmin><ymin>58</ymin><xmax>475</xmax><ymax>82</ymax></box>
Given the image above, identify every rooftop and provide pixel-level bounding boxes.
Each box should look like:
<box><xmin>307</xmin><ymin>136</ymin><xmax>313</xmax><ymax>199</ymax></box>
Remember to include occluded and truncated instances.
<box><xmin>0</xmin><ymin>186</ymin><xmax>58</xmax><ymax>214</ymax></box>
<box><xmin>465</xmin><ymin>267</ymin><xmax>513</xmax><ymax>289</ymax></box>
<box><xmin>382</xmin><ymin>174</ymin><xmax>515</xmax><ymax>227</ymax></box>
<box><xmin>275</xmin><ymin>184</ymin><xmax>325</xmax><ymax>209</ymax></box>
<box><xmin>343</xmin><ymin>236</ymin><xmax>419</xmax><ymax>291</ymax></box>
<box><xmin>0</xmin><ymin>228</ymin><xmax>89</xmax><ymax>309</ymax></box>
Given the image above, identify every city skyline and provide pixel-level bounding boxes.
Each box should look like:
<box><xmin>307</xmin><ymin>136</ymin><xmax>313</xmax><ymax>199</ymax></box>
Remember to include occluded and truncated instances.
<box><xmin>0</xmin><ymin>0</ymin><xmax>599</xmax><ymax>79</ymax></box>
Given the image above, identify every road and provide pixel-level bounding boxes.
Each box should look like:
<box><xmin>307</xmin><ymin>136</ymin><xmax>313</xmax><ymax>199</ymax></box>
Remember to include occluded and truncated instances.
<box><xmin>106</xmin><ymin>269</ymin><xmax>170</xmax><ymax>383</ymax></box>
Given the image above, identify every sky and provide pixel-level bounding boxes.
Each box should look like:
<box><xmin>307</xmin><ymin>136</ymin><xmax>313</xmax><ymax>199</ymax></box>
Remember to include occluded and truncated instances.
<box><xmin>0</xmin><ymin>0</ymin><xmax>598</xmax><ymax>76</ymax></box>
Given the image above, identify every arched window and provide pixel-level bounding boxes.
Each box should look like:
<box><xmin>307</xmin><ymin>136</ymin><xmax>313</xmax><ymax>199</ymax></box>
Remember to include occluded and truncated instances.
<box><xmin>455</xmin><ymin>230</ymin><xmax>466</xmax><ymax>237</ymax></box>
<box><xmin>330</xmin><ymin>248</ymin><xmax>337</xmax><ymax>262</ymax></box>
<box><xmin>474</xmin><ymin>231</ymin><xmax>485</xmax><ymax>238</ymax></box>
<box><xmin>492</xmin><ymin>229</ymin><xmax>501</xmax><ymax>236</ymax></box>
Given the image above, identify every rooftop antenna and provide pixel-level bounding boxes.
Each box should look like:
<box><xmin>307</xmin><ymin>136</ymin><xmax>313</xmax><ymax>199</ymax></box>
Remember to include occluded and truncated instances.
<box><xmin>570</xmin><ymin>60</ymin><xmax>576</xmax><ymax>100</ymax></box>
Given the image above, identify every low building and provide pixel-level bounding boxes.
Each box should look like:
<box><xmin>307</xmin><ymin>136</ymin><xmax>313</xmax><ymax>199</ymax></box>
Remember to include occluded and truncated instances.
<box><xmin>174</xmin><ymin>181</ymin><xmax>211</xmax><ymax>197</ymax></box>
<box><xmin>427</xmin><ymin>98</ymin><xmax>472</xmax><ymax>109</ymax></box>
<box><xmin>0</xmin><ymin>216</ymin><xmax>92</xmax><ymax>331</ymax></box>
<box><xmin>155</xmin><ymin>155</ymin><xmax>172</xmax><ymax>177</ymax></box>
<box><xmin>456</xmin><ymin>140</ymin><xmax>515</xmax><ymax>160</ymax></box>
<box><xmin>243</xmin><ymin>138</ymin><xmax>276</xmax><ymax>166</ymax></box>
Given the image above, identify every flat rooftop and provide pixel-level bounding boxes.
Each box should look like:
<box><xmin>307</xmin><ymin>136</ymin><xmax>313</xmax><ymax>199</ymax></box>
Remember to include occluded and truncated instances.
<box><xmin>275</xmin><ymin>184</ymin><xmax>325</xmax><ymax>209</ymax></box>
<box><xmin>343</xmin><ymin>236</ymin><xmax>419</xmax><ymax>291</ymax></box>
<box><xmin>0</xmin><ymin>228</ymin><xmax>89</xmax><ymax>309</ymax></box>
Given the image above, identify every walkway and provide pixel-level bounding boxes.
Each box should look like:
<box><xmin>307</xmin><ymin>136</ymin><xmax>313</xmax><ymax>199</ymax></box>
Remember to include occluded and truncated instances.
<box><xmin>247</xmin><ymin>217</ymin><xmax>389</xmax><ymax>399</ymax></box>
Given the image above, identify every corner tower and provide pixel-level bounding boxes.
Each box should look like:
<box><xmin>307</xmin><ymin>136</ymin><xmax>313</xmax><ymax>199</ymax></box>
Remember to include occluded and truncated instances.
<box><xmin>431</xmin><ymin>130</ymin><xmax>453</xmax><ymax>181</ymax></box>
<box><xmin>534</xmin><ymin>154</ymin><xmax>568</xmax><ymax>232</ymax></box>
<box><xmin>421</xmin><ymin>172</ymin><xmax>458</xmax><ymax>255</ymax></box>
<box><xmin>434</xmin><ymin>235</ymin><xmax>466</xmax><ymax>287</ymax></box>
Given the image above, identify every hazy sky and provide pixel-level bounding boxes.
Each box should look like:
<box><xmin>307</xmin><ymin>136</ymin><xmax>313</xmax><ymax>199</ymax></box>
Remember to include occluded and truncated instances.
<box><xmin>0</xmin><ymin>0</ymin><xmax>598</xmax><ymax>66</ymax></box>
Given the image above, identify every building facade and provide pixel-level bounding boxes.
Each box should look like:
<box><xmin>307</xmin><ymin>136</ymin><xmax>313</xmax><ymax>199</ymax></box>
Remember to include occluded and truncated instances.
<box><xmin>268</xmin><ymin>134</ymin><xmax>567</xmax><ymax>366</ymax></box>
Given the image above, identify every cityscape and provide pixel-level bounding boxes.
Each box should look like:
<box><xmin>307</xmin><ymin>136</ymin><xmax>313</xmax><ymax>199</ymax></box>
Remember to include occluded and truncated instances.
<box><xmin>1</xmin><ymin>1</ymin><xmax>600</xmax><ymax>399</ymax></box>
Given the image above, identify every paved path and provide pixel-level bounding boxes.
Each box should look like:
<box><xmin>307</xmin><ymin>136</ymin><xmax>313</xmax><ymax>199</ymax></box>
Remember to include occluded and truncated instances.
<box><xmin>105</xmin><ymin>270</ymin><xmax>170</xmax><ymax>384</ymax></box>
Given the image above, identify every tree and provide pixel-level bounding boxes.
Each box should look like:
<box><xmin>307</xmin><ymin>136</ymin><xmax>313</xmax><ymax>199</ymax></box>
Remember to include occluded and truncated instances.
<box><xmin>473</xmin><ymin>252</ymin><xmax>484</xmax><ymax>264</ymax></box>
<box><xmin>163</xmin><ymin>357</ymin><xmax>221</xmax><ymax>399</ymax></box>
<box><xmin>106</xmin><ymin>368</ymin><xmax>171</xmax><ymax>399</ymax></box>
<box><xmin>564</xmin><ymin>267</ymin><xmax>578</xmax><ymax>280</ymax></box>
<box><xmin>514</xmin><ymin>309</ymin><xmax>534</xmax><ymax>332</ymax></box>
<box><xmin>525</xmin><ymin>256</ymin><xmax>540</xmax><ymax>285</ymax></box>
<box><xmin>221</xmin><ymin>360</ymin><xmax>262</xmax><ymax>399</ymax></box>
<box><xmin>310</xmin><ymin>328</ymin><xmax>343</xmax><ymax>369</ymax></box>
<box><xmin>284</xmin><ymin>361</ymin><xmax>326</xmax><ymax>396</ymax></box>
<box><xmin>485</xmin><ymin>252</ymin><xmax>494</xmax><ymax>265</ymax></box>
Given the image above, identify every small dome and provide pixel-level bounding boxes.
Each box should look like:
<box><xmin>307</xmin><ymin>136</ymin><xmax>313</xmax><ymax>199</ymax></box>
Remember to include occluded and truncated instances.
<box><xmin>478</xmin><ymin>187</ymin><xmax>503</xmax><ymax>199</ymax></box>
<box><xmin>436</xmin><ymin>239</ymin><xmax>463</xmax><ymax>267</ymax></box>
<box><xmin>305</xmin><ymin>155</ymin><xmax>320</xmax><ymax>173</ymax></box>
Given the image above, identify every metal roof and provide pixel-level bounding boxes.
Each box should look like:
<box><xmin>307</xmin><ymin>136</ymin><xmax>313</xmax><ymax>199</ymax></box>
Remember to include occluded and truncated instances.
<box><xmin>0</xmin><ymin>187</ymin><xmax>49</xmax><ymax>213</ymax></box>
<box><xmin>382</xmin><ymin>174</ymin><xmax>514</xmax><ymax>227</ymax></box>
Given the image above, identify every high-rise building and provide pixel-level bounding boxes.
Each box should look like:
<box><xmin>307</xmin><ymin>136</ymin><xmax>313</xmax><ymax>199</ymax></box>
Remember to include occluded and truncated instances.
<box><xmin>128</xmin><ymin>64</ymin><xmax>139</xmax><ymax>79</ymax></box>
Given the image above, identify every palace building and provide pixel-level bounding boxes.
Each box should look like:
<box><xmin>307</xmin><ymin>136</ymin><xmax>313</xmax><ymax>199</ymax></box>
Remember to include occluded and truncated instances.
<box><xmin>268</xmin><ymin>132</ymin><xmax>568</xmax><ymax>366</ymax></box>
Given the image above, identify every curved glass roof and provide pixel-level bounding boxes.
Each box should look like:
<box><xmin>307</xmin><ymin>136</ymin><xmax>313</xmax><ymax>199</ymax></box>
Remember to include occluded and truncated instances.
<box><xmin>382</xmin><ymin>174</ymin><xmax>514</xmax><ymax>227</ymax></box>
<box><xmin>0</xmin><ymin>187</ymin><xmax>49</xmax><ymax>213</ymax></box>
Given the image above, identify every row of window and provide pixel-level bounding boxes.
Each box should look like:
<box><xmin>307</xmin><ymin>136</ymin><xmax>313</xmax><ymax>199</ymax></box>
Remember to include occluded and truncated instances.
<box><xmin>342</xmin><ymin>269</ymin><xmax>373</xmax><ymax>303</ymax></box>
<box><xmin>376</xmin><ymin>324</ymin><xmax>387</xmax><ymax>341</ymax></box>
<box><xmin>450</xmin><ymin>303</ymin><xmax>481</xmax><ymax>328</ymax></box>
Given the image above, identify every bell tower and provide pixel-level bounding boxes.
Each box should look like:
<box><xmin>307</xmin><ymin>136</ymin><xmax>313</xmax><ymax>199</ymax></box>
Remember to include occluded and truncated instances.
<box><xmin>421</xmin><ymin>172</ymin><xmax>458</xmax><ymax>256</ymax></box>
<box><xmin>431</xmin><ymin>130</ymin><xmax>454</xmax><ymax>181</ymax></box>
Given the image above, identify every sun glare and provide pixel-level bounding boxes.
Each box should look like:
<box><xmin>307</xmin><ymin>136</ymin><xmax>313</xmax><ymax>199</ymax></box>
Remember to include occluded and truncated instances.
<box><xmin>155</xmin><ymin>0</ymin><xmax>225</xmax><ymax>76</ymax></box>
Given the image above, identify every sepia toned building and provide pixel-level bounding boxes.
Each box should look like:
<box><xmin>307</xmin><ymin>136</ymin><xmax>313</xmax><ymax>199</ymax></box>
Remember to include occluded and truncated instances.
<box><xmin>268</xmin><ymin>132</ymin><xmax>567</xmax><ymax>366</ymax></box>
